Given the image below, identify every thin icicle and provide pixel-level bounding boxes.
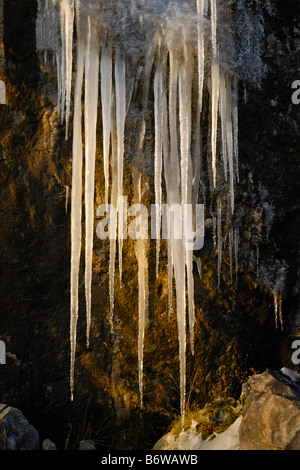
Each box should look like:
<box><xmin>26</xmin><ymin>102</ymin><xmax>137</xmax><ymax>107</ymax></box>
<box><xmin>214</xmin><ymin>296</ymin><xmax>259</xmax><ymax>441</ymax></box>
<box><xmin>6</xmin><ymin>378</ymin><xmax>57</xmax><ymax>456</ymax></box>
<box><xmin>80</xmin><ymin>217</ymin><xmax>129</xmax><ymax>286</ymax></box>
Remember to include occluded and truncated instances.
<box><xmin>174</xmin><ymin>237</ymin><xmax>187</xmax><ymax>430</ymax></box>
<box><xmin>211</xmin><ymin>52</ymin><xmax>219</xmax><ymax>188</ymax></box>
<box><xmin>132</xmin><ymin>168</ymin><xmax>149</xmax><ymax>409</ymax></box>
<box><xmin>219</xmin><ymin>69</ymin><xmax>228</xmax><ymax>180</ymax></box>
<box><xmin>70</xmin><ymin>16</ymin><xmax>85</xmax><ymax>402</ymax></box>
<box><xmin>274</xmin><ymin>292</ymin><xmax>278</xmax><ymax>330</ymax></box>
<box><xmin>197</xmin><ymin>0</ymin><xmax>205</xmax><ymax>113</ymax></box>
<box><xmin>212</xmin><ymin>214</ymin><xmax>217</xmax><ymax>246</ymax></box>
<box><xmin>65</xmin><ymin>185</ymin><xmax>69</xmax><ymax>214</ymax></box>
<box><xmin>226</xmin><ymin>77</ymin><xmax>235</xmax><ymax>215</ymax></box>
<box><xmin>115</xmin><ymin>47</ymin><xmax>126</xmax><ymax>287</ymax></box>
<box><xmin>233</xmin><ymin>78</ymin><xmax>239</xmax><ymax>183</ymax></box>
<box><xmin>168</xmin><ymin>49</ymin><xmax>180</xmax><ymax>187</ymax></box>
<box><xmin>179</xmin><ymin>40</ymin><xmax>192</xmax><ymax>210</ymax></box>
<box><xmin>210</xmin><ymin>0</ymin><xmax>217</xmax><ymax>58</ymax></box>
<box><xmin>101</xmin><ymin>42</ymin><xmax>113</xmax><ymax>205</ymax></box>
<box><xmin>161</xmin><ymin>58</ymin><xmax>173</xmax><ymax>317</ymax></box>
<box><xmin>179</xmin><ymin>41</ymin><xmax>195</xmax><ymax>356</ymax></box>
<box><xmin>109</xmin><ymin>95</ymin><xmax>117</xmax><ymax>331</ymax></box>
<box><xmin>229</xmin><ymin>227</ymin><xmax>233</xmax><ymax>283</ymax></box>
<box><xmin>154</xmin><ymin>51</ymin><xmax>164</xmax><ymax>277</ymax></box>
<box><xmin>59</xmin><ymin>0</ymin><xmax>74</xmax><ymax>137</ymax></box>
<box><xmin>84</xmin><ymin>16</ymin><xmax>100</xmax><ymax>349</ymax></box>
<box><xmin>193</xmin><ymin>255</ymin><xmax>202</xmax><ymax>280</ymax></box>
<box><xmin>165</xmin><ymin>46</ymin><xmax>187</xmax><ymax>429</ymax></box>
<box><xmin>217</xmin><ymin>198</ymin><xmax>222</xmax><ymax>287</ymax></box>
<box><xmin>55</xmin><ymin>50</ymin><xmax>62</xmax><ymax>116</ymax></box>
<box><xmin>279</xmin><ymin>296</ymin><xmax>283</xmax><ymax>331</ymax></box>
<box><xmin>274</xmin><ymin>293</ymin><xmax>283</xmax><ymax>331</ymax></box>
<box><xmin>165</xmin><ymin>48</ymin><xmax>180</xmax><ymax>320</ymax></box>
<box><xmin>234</xmin><ymin>228</ymin><xmax>239</xmax><ymax>281</ymax></box>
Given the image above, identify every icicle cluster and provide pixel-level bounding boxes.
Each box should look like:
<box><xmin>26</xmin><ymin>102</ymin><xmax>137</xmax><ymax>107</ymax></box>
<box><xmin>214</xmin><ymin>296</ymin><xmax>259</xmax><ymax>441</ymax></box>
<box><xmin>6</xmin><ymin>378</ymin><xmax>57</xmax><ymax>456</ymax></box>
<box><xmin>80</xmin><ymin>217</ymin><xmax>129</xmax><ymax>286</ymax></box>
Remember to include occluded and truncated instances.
<box><xmin>36</xmin><ymin>0</ymin><xmax>267</xmax><ymax>424</ymax></box>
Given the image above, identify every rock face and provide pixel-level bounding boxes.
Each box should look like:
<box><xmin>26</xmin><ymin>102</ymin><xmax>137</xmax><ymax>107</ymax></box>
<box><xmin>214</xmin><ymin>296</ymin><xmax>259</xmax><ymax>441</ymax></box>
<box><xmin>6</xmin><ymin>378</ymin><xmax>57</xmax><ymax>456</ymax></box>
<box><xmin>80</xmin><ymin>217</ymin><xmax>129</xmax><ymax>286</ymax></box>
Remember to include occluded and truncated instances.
<box><xmin>0</xmin><ymin>0</ymin><xmax>298</xmax><ymax>450</ymax></box>
<box><xmin>239</xmin><ymin>369</ymin><xmax>300</xmax><ymax>450</ymax></box>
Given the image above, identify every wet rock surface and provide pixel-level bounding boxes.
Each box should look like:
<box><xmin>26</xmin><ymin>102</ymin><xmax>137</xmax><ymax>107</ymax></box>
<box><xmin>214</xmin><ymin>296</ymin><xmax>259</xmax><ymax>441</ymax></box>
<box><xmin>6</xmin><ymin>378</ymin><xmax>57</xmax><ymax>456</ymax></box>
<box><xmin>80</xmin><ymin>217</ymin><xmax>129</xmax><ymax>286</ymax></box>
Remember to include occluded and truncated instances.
<box><xmin>0</xmin><ymin>0</ymin><xmax>298</xmax><ymax>450</ymax></box>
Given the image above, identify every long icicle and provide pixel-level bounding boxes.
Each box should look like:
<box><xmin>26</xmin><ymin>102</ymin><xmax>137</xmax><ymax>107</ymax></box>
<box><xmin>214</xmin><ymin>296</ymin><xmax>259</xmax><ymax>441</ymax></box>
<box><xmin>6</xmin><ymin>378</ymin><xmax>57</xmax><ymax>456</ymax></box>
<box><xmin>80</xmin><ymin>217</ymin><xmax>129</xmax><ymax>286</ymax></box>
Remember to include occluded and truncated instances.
<box><xmin>132</xmin><ymin>168</ymin><xmax>149</xmax><ymax>409</ymax></box>
<box><xmin>84</xmin><ymin>16</ymin><xmax>100</xmax><ymax>349</ymax></box>
<box><xmin>154</xmin><ymin>47</ymin><xmax>163</xmax><ymax>278</ymax></box>
<box><xmin>115</xmin><ymin>47</ymin><xmax>126</xmax><ymax>286</ymax></box>
<box><xmin>211</xmin><ymin>50</ymin><xmax>220</xmax><ymax>188</ymax></box>
<box><xmin>226</xmin><ymin>76</ymin><xmax>235</xmax><ymax>215</ymax></box>
<box><xmin>109</xmin><ymin>94</ymin><xmax>117</xmax><ymax>331</ymax></box>
<box><xmin>70</xmin><ymin>6</ymin><xmax>85</xmax><ymax>401</ymax></box>
<box><xmin>101</xmin><ymin>42</ymin><xmax>113</xmax><ymax>205</ymax></box>
<box><xmin>197</xmin><ymin>0</ymin><xmax>205</xmax><ymax>114</ymax></box>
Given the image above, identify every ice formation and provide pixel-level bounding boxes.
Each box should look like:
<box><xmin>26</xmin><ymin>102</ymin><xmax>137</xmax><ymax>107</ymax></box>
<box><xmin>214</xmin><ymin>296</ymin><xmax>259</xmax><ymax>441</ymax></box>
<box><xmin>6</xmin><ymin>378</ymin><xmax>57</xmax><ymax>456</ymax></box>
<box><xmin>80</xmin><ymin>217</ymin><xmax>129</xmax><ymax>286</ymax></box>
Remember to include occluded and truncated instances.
<box><xmin>36</xmin><ymin>0</ymin><xmax>270</xmax><ymax>424</ymax></box>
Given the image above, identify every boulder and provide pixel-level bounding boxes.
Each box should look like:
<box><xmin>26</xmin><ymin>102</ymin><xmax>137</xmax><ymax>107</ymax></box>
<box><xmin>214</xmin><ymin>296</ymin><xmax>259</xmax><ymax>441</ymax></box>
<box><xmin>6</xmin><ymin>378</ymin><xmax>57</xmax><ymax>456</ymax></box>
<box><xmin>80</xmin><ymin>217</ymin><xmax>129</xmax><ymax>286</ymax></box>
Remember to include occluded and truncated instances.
<box><xmin>239</xmin><ymin>369</ymin><xmax>300</xmax><ymax>450</ymax></box>
<box><xmin>42</xmin><ymin>438</ymin><xmax>57</xmax><ymax>450</ymax></box>
<box><xmin>78</xmin><ymin>440</ymin><xmax>96</xmax><ymax>450</ymax></box>
<box><xmin>0</xmin><ymin>404</ymin><xmax>40</xmax><ymax>450</ymax></box>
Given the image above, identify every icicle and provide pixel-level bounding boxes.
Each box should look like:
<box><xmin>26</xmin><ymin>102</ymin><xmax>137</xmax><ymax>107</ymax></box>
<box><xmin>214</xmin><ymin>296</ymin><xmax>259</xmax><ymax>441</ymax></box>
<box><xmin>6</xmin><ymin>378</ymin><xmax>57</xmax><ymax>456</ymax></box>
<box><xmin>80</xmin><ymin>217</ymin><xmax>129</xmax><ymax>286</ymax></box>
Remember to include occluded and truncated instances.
<box><xmin>233</xmin><ymin>78</ymin><xmax>239</xmax><ymax>183</ymax></box>
<box><xmin>179</xmin><ymin>39</ymin><xmax>195</xmax><ymax>356</ymax></box>
<box><xmin>193</xmin><ymin>255</ymin><xmax>202</xmax><ymax>280</ymax></box>
<box><xmin>101</xmin><ymin>42</ymin><xmax>113</xmax><ymax>205</ymax></box>
<box><xmin>274</xmin><ymin>292</ymin><xmax>283</xmax><ymax>331</ymax></box>
<box><xmin>70</xmin><ymin>11</ymin><xmax>85</xmax><ymax>402</ymax></box>
<box><xmin>229</xmin><ymin>227</ymin><xmax>233</xmax><ymax>283</ymax></box>
<box><xmin>84</xmin><ymin>16</ymin><xmax>100</xmax><ymax>349</ymax></box>
<box><xmin>234</xmin><ymin>228</ymin><xmax>239</xmax><ymax>281</ymax></box>
<box><xmin>175</xmin><ymin>237</ymin><xmax>187</xmax><ymax>429</ymax></box>
<box><xmin>219</xmin><ymin>69</ymin><xmax>228</xmax><ymax>180</ymax></box>
<box><xmin>115</xmin><ymin>47</ymin><xmax>126</xmax><ymax>286</ymax></box>
<box><xmin>212</xmin><ymin>214</ymin><xmax>217</xmax><ymax>246</ymax></box>
<box><xmin>166</xmin><ymin>46</ymin><xmax>187</xmax><ymax>429</ymax></box>
<box><xmin>109</xmin><ymin>94</ymin><xmax>117</xmax><ymax>331</ymax></box>
<box><xmin>197</xmin><ymin>0</ymin><xmax>205</xmax><ymax>114</ymax></box>
<box><xmin>168</xmin><ymin>49</ymin><xmax>180</xmax><ymax>187</ymax></box>
<box><xmin>165</xmin><ymin>48</ymin><xmax>180</xmax><ymax>320</ymax></box>
<box><xmin>210</xmin><ymin>0</ymin><xmax>217</xmax><ymax>58</ymax></box>
<box><xmin>55</xmin><ymin>50</ymin><xmax>62</xmax><ymax>117</ymax></box>
<box><xmin>59</xmin><ymin>0</ymin><xmax>74</xmax><ymax>137</ymax></box>
<box><xmin>217</xmin><ymin>198</ymin><xmax>222</xmax><ymax>287</ymax></box>
<box><xmin>161</xmin><ymin>59</ymin><xmax>173</xmax><ymax>318</ymax></box>
<box><xmin>132</xmin><ymin>168</ymin><xmax>149</xmax><ymax>409</ymax></box>
<box><xmin>226</xmin><ymin>77</ymin><xmax>235</xmax><ymax>215</ymax></box>
<box><xmin>134</xmin><ymin>32</ymin><xmax>156</xmax><ymax>167</ymax></box>
<box><xmin>154</xmin><ymin>48</ymin><xmax>164</xmax><ymax>277</ymax></box>
<box><xmin>279</xmin><ymin>296</ymin><xmax>283</xmax><ymax>331</ymax></box>
<box><xmin>211</xmin><ymin>51</ymin><xmax>219</xmax><ymax>188</ymax></box>
<box><xmin>179</xmin><ymin>39</ymin><xmax>192</xmax><ymax>211</ymax></box>
<box><xmin>65</xmin><ymin>185</ymin><xmax>69</xmax><ymax>214</ymax></box>
<box><xmin>274</xmin><ymin>292</ymin><xmax>278</xmax><ymax>330</ymax></box>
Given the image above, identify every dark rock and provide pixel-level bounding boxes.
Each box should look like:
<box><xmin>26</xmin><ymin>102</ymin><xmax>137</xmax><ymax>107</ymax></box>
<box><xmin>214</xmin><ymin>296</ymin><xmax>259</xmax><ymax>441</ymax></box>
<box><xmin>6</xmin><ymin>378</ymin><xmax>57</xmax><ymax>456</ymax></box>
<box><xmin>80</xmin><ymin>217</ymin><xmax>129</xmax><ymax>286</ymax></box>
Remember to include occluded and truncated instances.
<box><xmin>42</xmin><ymin>438</ymin><xmax>57</xmax><ymax>450</ymax></box>
<box><xmin>0</xmin><ymin>404</ymin><xmax>40</xmax><ymax>450</ymax></box>
<box><xmin>78</xmin><ymin>440</ymin><xmax>96</xmax><ymax>450</ymax></box>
